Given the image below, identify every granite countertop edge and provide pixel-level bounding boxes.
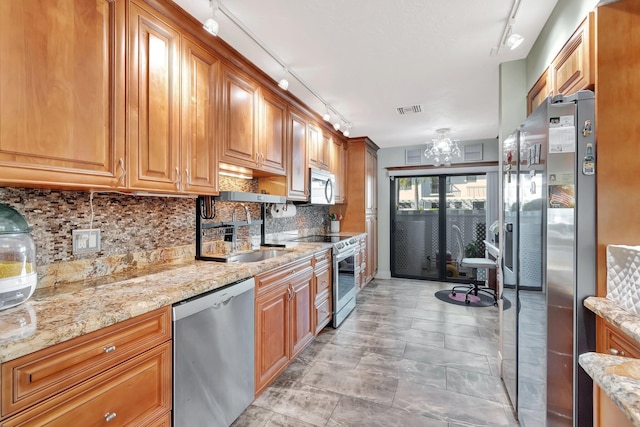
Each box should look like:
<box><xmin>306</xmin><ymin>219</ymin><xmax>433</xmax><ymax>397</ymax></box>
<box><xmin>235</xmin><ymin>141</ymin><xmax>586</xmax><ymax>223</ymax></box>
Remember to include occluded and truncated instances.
<box><xmin>579</xmin><ymin>352</ymin><xmax>640</xmax><ymax>426</ymax></box>
<box><xmin>582</xmin><ymin>296</ymin><xmax>640</xmax><ymax>426</ymax></box>
<box><xmin>584</xmin><ymin>296</ymin><xmax>640</xmax><ymax>344</ymax></box>
<box><xmin>0</xmin><ymin>241</ymin><xmax>340</xmax><ymax>363</ymax></box>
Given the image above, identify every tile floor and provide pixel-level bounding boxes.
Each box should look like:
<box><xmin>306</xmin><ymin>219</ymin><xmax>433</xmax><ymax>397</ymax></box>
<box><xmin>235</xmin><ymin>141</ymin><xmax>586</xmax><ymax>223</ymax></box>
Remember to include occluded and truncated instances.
<box><xmin>232</xmin><ymin>278</ymin><xmax>520</xmax><ymax>427</ymax></box>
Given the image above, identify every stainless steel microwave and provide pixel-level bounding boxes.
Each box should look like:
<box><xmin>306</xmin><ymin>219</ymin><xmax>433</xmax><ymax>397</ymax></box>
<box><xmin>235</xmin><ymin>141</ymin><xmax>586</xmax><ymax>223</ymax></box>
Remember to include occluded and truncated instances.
<box><xmin>309</xmin><ymin>168</ymin><xmax>335</xmax><ymax>205</ymax></box>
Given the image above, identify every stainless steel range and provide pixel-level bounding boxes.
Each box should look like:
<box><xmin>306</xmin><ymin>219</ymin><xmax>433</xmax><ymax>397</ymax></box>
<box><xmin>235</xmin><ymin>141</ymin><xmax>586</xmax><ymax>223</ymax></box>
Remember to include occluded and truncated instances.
<box><xmin>291</xmin><ymin>235</ymin><xmax>358</xmax><ymax>327</ymax></box>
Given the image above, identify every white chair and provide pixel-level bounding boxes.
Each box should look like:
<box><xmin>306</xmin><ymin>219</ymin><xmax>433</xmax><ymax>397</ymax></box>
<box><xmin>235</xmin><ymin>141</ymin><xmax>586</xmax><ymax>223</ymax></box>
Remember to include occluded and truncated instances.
<box><xmin>450</xmin><ymin>224</ymin><xmax>498</xmax><ymax>305</ymax></box>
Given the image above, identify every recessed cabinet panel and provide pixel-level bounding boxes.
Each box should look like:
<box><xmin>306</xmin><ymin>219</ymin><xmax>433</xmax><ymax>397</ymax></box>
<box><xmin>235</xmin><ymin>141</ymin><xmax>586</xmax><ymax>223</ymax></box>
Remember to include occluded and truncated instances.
<box><xmin>220</xmin><ymin>67</ymin><xmax>259</xmax><ymax>168</ymax></box>
<box><xmin>287</xmin><ymin>110</ymin><xmax>309</xmax><ymax>200</ymax></box>
<box><xmin>128</xmin><ymin>2</ymin><xmax>181</xmax><ymax>191</ymax></box>
<box><xmin>0</xmin><ymin>0</ymin><xmax>125</xmax><ymax>188</ymax></box>
<box><xmin>260</xmin><ymin>90</ymin><xmax>287</xmax><ymax>175</ymax></box>
<box><xmin>181</xmin><ymin>37</ymin><xmax>220</xmax><ymax>194</ymax></box>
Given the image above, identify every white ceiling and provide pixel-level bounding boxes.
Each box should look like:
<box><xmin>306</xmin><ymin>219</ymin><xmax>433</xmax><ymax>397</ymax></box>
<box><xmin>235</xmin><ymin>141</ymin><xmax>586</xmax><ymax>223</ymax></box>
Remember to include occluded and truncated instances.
<box><xmin>173</xmin><ymin>0</ymin><xmax>558</xmax><ymax>149</ymax></box>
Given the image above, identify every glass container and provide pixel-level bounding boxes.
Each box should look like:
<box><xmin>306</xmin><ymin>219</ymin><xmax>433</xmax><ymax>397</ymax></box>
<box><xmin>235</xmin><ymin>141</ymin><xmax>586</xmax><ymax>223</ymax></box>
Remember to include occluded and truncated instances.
<box><xmin>0</xmin><ymin>204</ymin><xmax>37</xmax><ymax>310</ymax></box>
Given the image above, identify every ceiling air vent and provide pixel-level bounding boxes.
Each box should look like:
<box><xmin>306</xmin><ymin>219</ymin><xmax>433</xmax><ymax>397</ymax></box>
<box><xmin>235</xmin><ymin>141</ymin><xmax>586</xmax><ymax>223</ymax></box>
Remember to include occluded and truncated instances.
<box><xmin>396</xmin><ymin>104</ymin><xmax>422</xmax><ymax>115</ymax></box>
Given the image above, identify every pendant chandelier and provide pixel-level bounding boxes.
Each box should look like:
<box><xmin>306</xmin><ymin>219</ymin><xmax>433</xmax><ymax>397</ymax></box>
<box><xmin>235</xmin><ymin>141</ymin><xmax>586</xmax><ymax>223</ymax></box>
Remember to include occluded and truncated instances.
<box><xmin>424</xmin><ymin>128</ymin><xmax>461</xmax><ymax>166</ymax></box>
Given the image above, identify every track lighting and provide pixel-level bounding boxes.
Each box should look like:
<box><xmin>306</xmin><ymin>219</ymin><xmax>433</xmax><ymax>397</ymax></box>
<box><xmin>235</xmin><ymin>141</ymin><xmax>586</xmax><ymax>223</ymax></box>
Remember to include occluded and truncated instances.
<box><xmin>203</xmin><ymin>0</ymin><xmax>219</xmax><ymax>36</ymax></box>
<box><xmin>217</xmin><ymin>1</ymin><xmax>351</xmax><ymax>133</ymax></box>
<box><xmin>278</xmin><ymin>67</ymin><xmax>289</xmax><ymax>90</ymax></box>
<box><xmin>506</xmin><ymin>33</ymin><xmax>524</xmax><ymax>50</ymax></box>
<box><xmin>343</xmin><ymin>123</ymin><xmax>351</xmax><ymax>137</ymax></box>
<box><xmin>323</xmin><ymin>106</ymin><xmax>331</xmax><ymax>122</ymax></box>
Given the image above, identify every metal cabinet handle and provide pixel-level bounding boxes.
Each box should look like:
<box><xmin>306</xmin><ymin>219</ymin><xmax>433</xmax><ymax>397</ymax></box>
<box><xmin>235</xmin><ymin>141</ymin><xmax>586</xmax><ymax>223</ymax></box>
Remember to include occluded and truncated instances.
<box><xmin>610</xmin><ymin>348</ymin><xmax>625</xmax><ymax>356</ymax></box>
<box><xmin>103</xmin><ymin>345</ymin><xmax>116</xmax><ymax>354</ymax></box>
<box><xmin>175</xmin><ymin>167</ymin><xmax>181</xmax><ymax>190</ymax></box>
<box><xmin>288</xmin><ymin>286</ymin><xmax>293</xmax><ymax>301</ymax></box>
<box><xmin>118</xmin><ymin>157</ymin><xmax>126</xmax><ymax>186</ymax></box>
<box><xmin>104</xmin><ymin>412</ymin><xmax>117</xmax><ymax>422</ymax></box>
<box><xmin>185</xmin><ymin>168</ymin><xmax>191</xmax><ymax>185</ymax></box>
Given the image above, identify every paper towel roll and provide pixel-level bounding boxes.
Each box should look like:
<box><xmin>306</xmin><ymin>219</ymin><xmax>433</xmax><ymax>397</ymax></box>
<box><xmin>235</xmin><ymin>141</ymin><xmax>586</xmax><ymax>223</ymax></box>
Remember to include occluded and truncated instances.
<box><xmin>270</xmin><ymin>203</ymin><xmax>296</xmax><ymax>218</ymax></box>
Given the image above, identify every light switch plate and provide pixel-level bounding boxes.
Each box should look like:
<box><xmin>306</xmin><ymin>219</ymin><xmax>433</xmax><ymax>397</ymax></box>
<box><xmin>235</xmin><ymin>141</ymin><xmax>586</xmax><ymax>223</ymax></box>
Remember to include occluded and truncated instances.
<box><xmin>72</xmin><ymin>229</ymin><xmax>101</xmax><ymax>254</ymax></box>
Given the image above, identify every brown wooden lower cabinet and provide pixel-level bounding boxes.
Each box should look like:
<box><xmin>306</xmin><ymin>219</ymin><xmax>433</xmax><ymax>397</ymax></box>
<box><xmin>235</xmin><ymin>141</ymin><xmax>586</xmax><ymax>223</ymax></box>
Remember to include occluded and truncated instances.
<box><xmin>593</xmin><ymin>384</ymin><xmax>633</xmax><ymax>427</ymax></box>
<box><xmin>255</xmin><ymin>257</ymin><xmax>314</xmax><ymax>395</ymax></box>
<box><xmin>0</xmin><ymin>306</ymin><xmax>172</xmax><ymax>426</ymax></box>
<box><xmin>313</xmin><ymin>249</ymin><xmax>332</xmax><ymax>334</ymax></box>
<box><xmin>597</xmin><ymin>317</ymin><xmax>640</xmax><ymax>358</ymax></box>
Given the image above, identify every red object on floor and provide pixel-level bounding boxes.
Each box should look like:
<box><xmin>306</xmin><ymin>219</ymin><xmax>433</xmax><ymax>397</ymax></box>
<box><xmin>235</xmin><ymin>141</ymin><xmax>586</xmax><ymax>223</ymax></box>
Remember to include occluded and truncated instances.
<box><xmin>448</xmin><ymin>292</ymin><xmax>481</xmax><ymax>303</ymax></box>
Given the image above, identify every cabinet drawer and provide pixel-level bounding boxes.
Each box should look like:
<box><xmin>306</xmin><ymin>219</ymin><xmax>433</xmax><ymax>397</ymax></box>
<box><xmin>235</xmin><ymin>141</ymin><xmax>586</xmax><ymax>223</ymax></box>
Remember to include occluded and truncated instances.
<box><xmin>313</xmin><ymin>249</ymin><xmax>331</xmax><ymax>266</ymax></box>
<box><xmin>2</xmin><ymin>306</ymin><xmax>171</xmax><ymax>417</ymax></box>
<box><xmin>315</xmin><ymin>297</ymin><xmax>331</xmax><ymax>334</ymax></box>
<box><xmin>2</xmin><ymin>342</ymin><xmax>172</xmax><ymax>427</ymax></box>
<box><xmin>315</xmin><ymin>267</ymin><xmax>331</xmax><ymax>297</ymax></box>
<box><xmin>602</xmin><ymin>320</ymin><xmax>640</xmax><ymax>359</ymax></box>
<box><xmin>255</xmin><ymin>257</ymin><xmax>313</xmax><ymax>295</ymax></box>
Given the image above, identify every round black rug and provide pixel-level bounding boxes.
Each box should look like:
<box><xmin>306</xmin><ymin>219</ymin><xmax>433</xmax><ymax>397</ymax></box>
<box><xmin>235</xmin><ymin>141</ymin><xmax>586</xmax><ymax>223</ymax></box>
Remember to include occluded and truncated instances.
<box><xmin>435</xmin><ymin>289</ymin><xmax>511</xmax><ymax>310</ymax></box>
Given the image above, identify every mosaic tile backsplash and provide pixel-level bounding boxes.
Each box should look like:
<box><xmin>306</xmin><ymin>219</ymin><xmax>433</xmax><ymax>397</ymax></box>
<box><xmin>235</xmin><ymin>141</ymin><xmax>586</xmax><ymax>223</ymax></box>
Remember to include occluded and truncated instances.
<box><xmin>0</xmin><ymin>177</ymin><xmax>329</xmax><ymax>288</ymax></box>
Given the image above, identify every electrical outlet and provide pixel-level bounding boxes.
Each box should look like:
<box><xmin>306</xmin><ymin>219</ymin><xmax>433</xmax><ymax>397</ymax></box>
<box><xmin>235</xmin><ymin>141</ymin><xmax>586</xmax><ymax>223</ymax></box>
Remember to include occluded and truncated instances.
<box><xmin>72</xmin><ymin>229</ymin><xmax>101</xmax><ymax>254</ymax></box>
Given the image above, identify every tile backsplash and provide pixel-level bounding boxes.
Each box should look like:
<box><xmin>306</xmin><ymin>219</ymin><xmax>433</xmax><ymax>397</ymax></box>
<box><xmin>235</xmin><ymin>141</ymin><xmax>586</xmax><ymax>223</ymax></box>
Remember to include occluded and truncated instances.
<box><xmin>0</xmin><ymin>177</ymin><xmax>329</xmax><ymax>288</ymax></box>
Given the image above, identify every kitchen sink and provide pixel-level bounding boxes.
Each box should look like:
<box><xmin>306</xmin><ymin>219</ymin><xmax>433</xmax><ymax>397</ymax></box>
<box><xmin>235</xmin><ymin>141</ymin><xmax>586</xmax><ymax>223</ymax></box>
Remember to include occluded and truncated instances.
<box><xmin>226</xmin><ymin>249</ymin><xmax>291</xmax><ymax>263</ymax></box>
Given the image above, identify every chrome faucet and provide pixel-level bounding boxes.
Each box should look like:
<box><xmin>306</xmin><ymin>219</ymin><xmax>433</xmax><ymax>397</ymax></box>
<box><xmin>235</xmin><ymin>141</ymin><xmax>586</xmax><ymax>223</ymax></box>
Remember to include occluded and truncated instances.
<box><xmin>231</xmin><ymin>204</ymin><xmax>251</xmax><ymax>253</ymax></box>
<box><xmin>232</xmin><ymin>204</ymin><xmax>251</xmax><ymax>224</ymax></box>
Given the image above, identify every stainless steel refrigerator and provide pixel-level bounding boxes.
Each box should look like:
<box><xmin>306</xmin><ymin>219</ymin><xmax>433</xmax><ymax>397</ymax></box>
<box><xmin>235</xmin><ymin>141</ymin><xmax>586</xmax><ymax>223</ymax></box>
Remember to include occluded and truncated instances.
<box><xmin>501</xmin><ymin>90</ymin><xmax>596</xmax><ymax>427</ymax></box>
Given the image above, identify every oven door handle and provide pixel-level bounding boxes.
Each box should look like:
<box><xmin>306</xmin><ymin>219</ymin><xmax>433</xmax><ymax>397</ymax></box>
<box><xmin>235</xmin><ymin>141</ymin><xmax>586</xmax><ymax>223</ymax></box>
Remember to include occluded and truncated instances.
<box><xmin>334</xmin><ymin>248</ymin><xmax>357</xmax><ymax>262</ymax></box>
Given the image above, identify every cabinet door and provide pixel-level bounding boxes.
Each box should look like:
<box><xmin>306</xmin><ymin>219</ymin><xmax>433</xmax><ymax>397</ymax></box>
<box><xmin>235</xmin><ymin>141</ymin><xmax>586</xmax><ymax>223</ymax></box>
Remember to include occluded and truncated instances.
<box><xmin>259</xmin><ymin>90</ymin><xmax>287</xmax><ymax>175</ymax></box>
<box><xmin>320</xmin><ymin>133</ymin><xmax>332</xmax><ymax>171</ymax></box>
<box><xmin>287</xmin><ymin>110</ymin><xmax>309</xmax><ymax>200</ymax></box>
<box><xmin>220</xmin><ymin>66</ymin><xmax>259</xmax><ymax>169</ymax></box>
<box><xmin>290</xmin><ymin>271</ymin><xmax>314</xmax><ymax>357</ymax></box>
<box><xmin>128</xmin><ymin>2</ymin><xmax>181</xmax><ymax>192</ymax></box>
<box><xmin>365</xmin><ymin>147</ymin><xmax>377</xmax><ymax>214</ymax></box>
<box><xmin>255</xmin><ymin>285</ymin><xmax>290</xmax><ymax>395</ymax></box>
<box><xmin>365</xmin><ymin>215</ymin><xmax>377</xmax><ymax>284</ymax></box>
<box><xmin>527</xmin><ymin>68</ymin><xmax>552</xmax><ymax>115</ymax></box>
<box><xmin>597</xmin><ymin>317</ymin><xmax>640</xmax><ymax>358</ymax></box>
<box><xmin>332</xmin><ymin>140</ymin><xmax>347</xmax><ymax>203</ymax></box>
<box><xmin>307</xmin><ymin>124</ymin><xmax>321</xmax><ymax>169</ymax></box>
<box><xmin>181</xmin><ymin>36</ymin><xmax>220</xmax><ymax>195</ymax></box>
<box><xmin>0</xmin><ymin>0</ymin><xmax>125</xmax><ymax>189</ymax></box>
<box><xmin>551</xmin><ymin>14</ymin><xmax>594</xmax><ymax>97</ymax></box>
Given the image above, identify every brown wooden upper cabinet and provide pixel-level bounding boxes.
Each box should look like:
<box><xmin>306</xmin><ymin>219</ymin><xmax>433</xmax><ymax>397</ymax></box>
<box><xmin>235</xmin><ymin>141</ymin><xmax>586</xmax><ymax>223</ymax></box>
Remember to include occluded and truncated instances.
<box><xmin>129</xmin><ymin>1</ymin><xmax>219</xmax><ymax>195</ymax></box>
<box><xmin>0</xmin><ymin>0</ymin><xmax>126</xmax><ymax>190</ymax></box>
<box><xmin>286</xmin><ymin>109</ymin><xmax>309</xmax><ymax>200</ymax></box>
<box><xmin>220</xmin><ymin>65</ymin><xmax>286</xmax><ymax>175</ymax></box>
<box><xmin>527</xmin><ymin>14</ymin><xmax>594</xmax><ymax>115</ymax></box>
<box><xmin>331</xmin><ymin>140</ymin><xmax>347</xmax><ymax>204</ymax></box>
<box><xmin>307</xmin><ymin>124</ymin><xmax>330</xmax><ymax>171</ymax></box>
<box><xmin>258</xmin><ymin>89</ymin><xmax>287</xmax><ymax>175</ymax></box>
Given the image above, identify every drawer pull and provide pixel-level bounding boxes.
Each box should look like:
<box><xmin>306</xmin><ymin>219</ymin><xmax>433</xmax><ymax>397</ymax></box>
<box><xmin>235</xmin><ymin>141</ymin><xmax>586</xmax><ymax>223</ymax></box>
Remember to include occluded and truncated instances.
<box><xmin>104</xmin><ymin>345</ymin><xmax>116</xmax><ymax>354</ymax></box>
<box><xmin>105</xmin><ymin>412</ymin><xmax>117</xmax><ymax>422</ymax></box>
<box><xmin>609</xmin><ymin>348</ymin><xmax>625</xmax><ymax>356</ymax></box>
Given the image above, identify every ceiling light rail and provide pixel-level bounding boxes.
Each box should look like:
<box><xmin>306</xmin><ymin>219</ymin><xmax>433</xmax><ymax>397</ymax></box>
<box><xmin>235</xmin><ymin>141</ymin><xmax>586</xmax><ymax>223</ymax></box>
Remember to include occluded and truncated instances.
<box><xmin>216</xmin><ymin>2</ymin><xmax>352</xmax><ymax>134</ymax></box>
<box><xmin>491</xmin><ymin>0</ymin><xmax>525</xmax><ymax>55</ymax></box>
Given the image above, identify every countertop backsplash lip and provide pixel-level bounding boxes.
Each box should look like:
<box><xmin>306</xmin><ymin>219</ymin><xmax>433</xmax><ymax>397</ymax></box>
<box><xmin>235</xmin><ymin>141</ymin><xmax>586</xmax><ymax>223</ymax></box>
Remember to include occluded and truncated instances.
<box><xmin>0</xmin><ymin>240</ymin><xmax>351</xmax><ymax>364</ymax></box>
<box><xmin>585</xmin><ymin>296</ymin><xmax>640</xmax><ymax>344</ymax></box>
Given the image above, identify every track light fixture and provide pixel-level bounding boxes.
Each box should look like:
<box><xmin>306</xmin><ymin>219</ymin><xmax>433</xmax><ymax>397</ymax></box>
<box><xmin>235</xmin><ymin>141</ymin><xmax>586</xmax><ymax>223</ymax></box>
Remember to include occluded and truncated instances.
<box><xmin>203</xmin><ymin>0</ymin><xmax>219</xmax><ymax>36</ymax></box>
<box><xmin>278</xmin><ymin>68</ymin><xmax>289</xmax><ymax>90</ymax></box>
<box><xmin>343</xmin><ymin>123</ymin><xmax>351</xmax><ymax>138</ymax></box>
<box><xmin>217</xmin><ymin>1</ymin><xmax>351</xmax><ymax>133</ymax></box>
<box><xmin>323</xmin><ymin>106</ymin><xmax>331</xmax><ymax>122</ymax></box>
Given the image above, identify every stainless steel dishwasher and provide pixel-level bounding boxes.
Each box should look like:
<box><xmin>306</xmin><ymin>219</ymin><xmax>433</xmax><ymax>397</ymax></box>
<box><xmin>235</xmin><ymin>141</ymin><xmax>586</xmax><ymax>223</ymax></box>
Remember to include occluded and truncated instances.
<box><xmin>172</xmin><ymin>277</ymin><xmax>255</xmax><ymax>427</ymax></box>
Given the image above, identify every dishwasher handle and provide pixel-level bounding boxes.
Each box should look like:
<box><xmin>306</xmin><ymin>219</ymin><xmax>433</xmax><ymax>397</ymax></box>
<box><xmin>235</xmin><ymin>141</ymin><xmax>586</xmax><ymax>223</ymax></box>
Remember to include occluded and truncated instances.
<box><xmin>172</xmin><ymin>277</ymin><xmax>255</xmax><ymax>321</ymax></box>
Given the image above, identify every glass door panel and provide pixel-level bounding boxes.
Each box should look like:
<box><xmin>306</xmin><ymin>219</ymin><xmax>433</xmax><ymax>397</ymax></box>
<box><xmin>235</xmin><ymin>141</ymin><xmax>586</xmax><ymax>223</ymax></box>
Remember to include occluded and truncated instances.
<box><xmin>391</xmin><ymin>177</ymin><xmax>439</xmax><ymax>279</ymax></box>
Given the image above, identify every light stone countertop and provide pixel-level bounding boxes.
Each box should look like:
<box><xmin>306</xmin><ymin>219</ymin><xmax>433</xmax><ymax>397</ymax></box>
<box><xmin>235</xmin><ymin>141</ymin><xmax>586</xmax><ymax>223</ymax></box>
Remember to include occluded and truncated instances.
<box><xmin>583</xmin><ymin>296</ymin><xmax>640</xmax><ymax>426</ymax></box>
<box><xmin>585</xmin><ymin>296</ymin><xmax>640</xmax><ymax>344</ymax></box>
<box><xmin>0</xmin><ymin>242</ymin><xmax>334</xmax><ymax>363</ymax></box>
<box><xmin>579</xmin><ymin>352</ymin><xmax>640</xmax><ymax>426</ymax></box>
